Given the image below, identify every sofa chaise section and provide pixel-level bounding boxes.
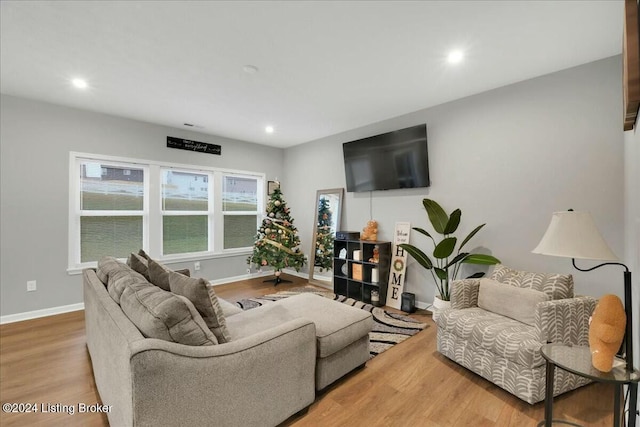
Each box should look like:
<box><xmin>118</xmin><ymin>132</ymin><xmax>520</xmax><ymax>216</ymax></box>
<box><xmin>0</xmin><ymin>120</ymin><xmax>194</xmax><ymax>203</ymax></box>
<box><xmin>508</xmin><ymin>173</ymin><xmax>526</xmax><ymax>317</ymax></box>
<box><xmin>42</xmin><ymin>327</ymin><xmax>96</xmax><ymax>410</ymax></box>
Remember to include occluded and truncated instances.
<box><xmin>83</xmin><ymin>268</ymin><xmax>317</xmax><ymax>427</ymax></box>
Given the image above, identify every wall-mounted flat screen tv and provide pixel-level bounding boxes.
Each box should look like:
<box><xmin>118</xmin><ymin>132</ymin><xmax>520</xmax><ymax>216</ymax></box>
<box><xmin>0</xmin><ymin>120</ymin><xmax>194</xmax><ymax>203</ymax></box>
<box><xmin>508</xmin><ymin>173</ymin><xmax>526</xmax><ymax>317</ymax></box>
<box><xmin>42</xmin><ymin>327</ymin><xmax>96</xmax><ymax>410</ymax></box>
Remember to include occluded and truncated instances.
<box><xmin>343</xmin><ymin>124</ymin><xmax>430</xmax><ymax>192</ymax></box>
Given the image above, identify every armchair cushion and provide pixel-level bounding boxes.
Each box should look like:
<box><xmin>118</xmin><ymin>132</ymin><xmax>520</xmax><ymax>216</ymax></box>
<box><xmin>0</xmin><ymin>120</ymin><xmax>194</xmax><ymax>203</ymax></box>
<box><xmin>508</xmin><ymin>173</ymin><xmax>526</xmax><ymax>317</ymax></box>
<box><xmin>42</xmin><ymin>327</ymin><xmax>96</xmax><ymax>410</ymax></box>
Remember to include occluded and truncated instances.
<box><xmin>478</xmin><ymin>278</ymin><xmax>549</xmax><ymax>326</ymax></box>
<box><xmin>437</xmin><ymin>308</ymin><xmax>543</xmax><ymax>367</ymax></box>
<box><xmin>490</xmin><ymin>264</ymin><xmax>573</xmax><ymax>300</ymax></box>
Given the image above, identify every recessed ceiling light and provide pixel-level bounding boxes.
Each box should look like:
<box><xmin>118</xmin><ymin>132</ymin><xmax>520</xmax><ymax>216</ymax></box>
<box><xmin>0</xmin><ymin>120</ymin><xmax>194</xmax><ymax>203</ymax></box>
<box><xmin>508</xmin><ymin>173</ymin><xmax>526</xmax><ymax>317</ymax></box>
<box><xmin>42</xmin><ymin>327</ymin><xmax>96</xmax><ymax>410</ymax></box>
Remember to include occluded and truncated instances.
<box><xmin>447</xmin><ymin>50</ymin><xmax>464</xmax><ymax>64</ymax></box>
<box><xmin>265</xmin><ymin>126</ymin><xmax>274</xmax><ymax>134</ymax></box>
<box><xmin>243</xmin><ymin>65</ymin><xmax>259</xmax><ymax>74</ymax></box>
<box><xmin>72</xmin><ymin>78</ymin><xmax>88</xmax><ymax>89</ymax></box>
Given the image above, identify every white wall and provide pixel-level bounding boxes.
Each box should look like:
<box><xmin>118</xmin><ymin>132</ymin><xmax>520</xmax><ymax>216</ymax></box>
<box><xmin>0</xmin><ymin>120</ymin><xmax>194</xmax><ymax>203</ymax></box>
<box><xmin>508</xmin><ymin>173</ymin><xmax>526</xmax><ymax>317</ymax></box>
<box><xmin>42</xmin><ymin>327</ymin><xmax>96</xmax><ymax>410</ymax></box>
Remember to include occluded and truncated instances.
<box><xmin>284</xmin><ymin>56</ymin><xmax>626</xmax><ymax>307</ymax></box>
<box><xmin>0</xmin><ymin>95</ymin><xmax>284</xmax><ymax>317</ymax></box>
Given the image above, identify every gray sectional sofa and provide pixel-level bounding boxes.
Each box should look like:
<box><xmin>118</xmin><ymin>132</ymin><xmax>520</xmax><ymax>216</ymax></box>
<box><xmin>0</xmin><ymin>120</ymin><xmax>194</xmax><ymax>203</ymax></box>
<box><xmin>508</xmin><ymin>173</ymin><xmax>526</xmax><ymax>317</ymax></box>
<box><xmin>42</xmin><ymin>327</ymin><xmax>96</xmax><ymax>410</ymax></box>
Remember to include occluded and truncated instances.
<box><xmin>84</xmin><ymin>255</ymin><xmax>372</xmax><ymax>427</ymax></box>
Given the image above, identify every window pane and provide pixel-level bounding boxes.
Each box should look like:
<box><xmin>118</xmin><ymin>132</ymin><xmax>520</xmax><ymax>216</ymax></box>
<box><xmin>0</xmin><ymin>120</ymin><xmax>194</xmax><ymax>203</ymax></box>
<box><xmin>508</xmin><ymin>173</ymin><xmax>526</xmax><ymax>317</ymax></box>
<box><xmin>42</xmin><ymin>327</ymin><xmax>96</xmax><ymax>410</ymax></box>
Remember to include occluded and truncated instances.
<box><xmin>223</xmin><ymin>176</ymin><xmax>257</xmax><ymax>211</ymax></box>
<box><xmin>224</xmin><ymin>215</ymin><xmax>257</xmax><ymax>249</ymax></box>
<box><xmin>162</xmin><ymin>170</ymin><xmax>208</xmax><ymax>211</ymax></box>
<box><xmin>81</xmin><ymin>216</ymin><xmax>143</xmax><ymax>262</ymax></box>
<box><xmin>163</xmin><ymin>215</ymin><xmax>208</xmax><ymax>254</ymax></box>
<box><xmin>81</xmin><ymin>162</ymin><xmax>144</xmax><ymax>210</ymax></box>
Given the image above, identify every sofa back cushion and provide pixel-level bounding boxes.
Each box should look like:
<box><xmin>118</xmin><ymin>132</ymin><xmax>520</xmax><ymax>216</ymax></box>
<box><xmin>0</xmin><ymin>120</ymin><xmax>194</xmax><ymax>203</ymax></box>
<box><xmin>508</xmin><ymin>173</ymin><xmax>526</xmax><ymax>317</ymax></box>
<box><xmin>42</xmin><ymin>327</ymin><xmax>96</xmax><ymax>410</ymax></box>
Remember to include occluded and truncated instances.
<box><xmin>97</xmin><ymin>256</ymin><xmax>146</xmax><ymax>285</ymax></box>
<box><xmin>120</xmin><ymin>281</ymin><xmax>218</xmax><ymax>346</ymax></box>
<box><xmin>478</xmin><ymin>278</ymin><xmax>549</xmax><ymax>326</ymax></box>
<box><xmin>97</xmin><ymin>257</ymin><xmax>148</xmax><ymax>303</ymax></box>
<box><xmin>169</xmin><ymin>271</ymin><xmax>231</xmax><ymax>343</ymax></box>
<box><xmin>489</xmin><ymin>264</ymin><xmax>573</xmax><ymax>300</ymax></box>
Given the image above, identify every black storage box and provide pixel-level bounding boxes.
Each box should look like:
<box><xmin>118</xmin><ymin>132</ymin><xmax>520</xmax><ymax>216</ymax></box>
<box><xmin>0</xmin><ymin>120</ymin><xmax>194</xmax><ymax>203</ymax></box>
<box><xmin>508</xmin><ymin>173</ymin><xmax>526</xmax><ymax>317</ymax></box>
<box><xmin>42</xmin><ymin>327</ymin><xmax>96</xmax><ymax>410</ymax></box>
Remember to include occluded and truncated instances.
<box><xmin>336</xmin><ymin>231</ymin><xmax>361</xmax><ymax>240</ymax></box>
<box><xmin>401</xmin><ymin>292</ymin><xmax>416</xmax><ymax>313</ymax></box>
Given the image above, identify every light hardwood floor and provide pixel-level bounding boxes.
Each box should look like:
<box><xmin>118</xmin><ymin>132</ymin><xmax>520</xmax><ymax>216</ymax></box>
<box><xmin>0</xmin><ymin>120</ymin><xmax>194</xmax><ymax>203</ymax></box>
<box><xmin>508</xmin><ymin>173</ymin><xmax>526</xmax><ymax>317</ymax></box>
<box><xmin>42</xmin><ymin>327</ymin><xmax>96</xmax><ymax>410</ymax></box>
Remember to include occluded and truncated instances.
<box><xmin>0</xmin><ymin>274</ymin><xmax>616</xmax><ymax>426</ymax></box>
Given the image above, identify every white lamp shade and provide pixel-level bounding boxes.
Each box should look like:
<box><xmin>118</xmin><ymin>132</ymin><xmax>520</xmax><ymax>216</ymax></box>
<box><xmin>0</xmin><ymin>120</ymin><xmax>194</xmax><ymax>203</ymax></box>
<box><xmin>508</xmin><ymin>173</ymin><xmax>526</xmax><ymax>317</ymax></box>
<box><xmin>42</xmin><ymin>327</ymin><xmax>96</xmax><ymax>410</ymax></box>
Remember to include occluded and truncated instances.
<box><xmin>532</xmin><ymin>211</ymin><xmax>618</xmax><ymax>261</ymax></box>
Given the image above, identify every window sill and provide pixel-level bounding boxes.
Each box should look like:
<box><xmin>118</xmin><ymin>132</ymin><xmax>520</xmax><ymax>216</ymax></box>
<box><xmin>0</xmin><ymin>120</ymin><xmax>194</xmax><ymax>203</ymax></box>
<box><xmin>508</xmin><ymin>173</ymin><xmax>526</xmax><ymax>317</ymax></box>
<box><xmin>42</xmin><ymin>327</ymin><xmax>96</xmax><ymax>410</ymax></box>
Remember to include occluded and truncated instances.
<box><xmin>67</xmin><ymin>248</ymin><xmax>252</xmax><ymax>275</ymax></box>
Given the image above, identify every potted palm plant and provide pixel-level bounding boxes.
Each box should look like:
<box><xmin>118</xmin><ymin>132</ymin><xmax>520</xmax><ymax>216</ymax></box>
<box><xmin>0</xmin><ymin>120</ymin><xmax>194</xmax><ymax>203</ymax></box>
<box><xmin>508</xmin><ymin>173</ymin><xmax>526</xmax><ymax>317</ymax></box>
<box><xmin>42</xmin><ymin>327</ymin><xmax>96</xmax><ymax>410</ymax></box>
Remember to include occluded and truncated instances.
<box><xmin>399</xmin><ymin>199</ymin><xmax>500</xmax><ymax>318</ymax></box>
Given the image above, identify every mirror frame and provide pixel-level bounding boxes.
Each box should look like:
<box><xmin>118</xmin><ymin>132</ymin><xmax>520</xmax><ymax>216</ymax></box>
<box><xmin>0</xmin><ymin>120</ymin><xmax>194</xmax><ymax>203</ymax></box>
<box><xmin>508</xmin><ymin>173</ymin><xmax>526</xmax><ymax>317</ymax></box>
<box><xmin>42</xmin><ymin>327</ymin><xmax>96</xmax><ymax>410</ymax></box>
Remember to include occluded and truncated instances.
<box><xmin>308</xmin><ymin>188</ymin><xmax>344</xmax><ymax>287</ymax></box>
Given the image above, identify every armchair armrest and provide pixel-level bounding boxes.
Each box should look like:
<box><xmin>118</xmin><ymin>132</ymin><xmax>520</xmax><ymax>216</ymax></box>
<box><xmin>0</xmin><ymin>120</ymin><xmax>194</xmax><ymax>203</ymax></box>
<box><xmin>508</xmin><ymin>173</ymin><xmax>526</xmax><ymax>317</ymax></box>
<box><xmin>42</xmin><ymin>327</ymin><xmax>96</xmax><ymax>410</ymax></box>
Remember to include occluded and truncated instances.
<box><xmin>535</xmin><ymin>296</ymin><xmax>597</xmax><ymax>345</ymax></box>
<box><xmin>450</xmin><ymin>279</ymin><xmax>481</xmax><ymax>309</ymax></box>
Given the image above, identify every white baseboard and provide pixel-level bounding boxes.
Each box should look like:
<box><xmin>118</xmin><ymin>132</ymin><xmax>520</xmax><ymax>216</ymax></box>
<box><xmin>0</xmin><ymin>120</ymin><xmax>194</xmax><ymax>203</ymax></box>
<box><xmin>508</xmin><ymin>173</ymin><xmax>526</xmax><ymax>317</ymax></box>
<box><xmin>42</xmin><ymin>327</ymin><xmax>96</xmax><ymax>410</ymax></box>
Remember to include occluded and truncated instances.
<box><xmin>208</xmin><ymin>270</ymin><xmax>273</xmax><ymax>286</ymax></box>
<box><xmin>1</xmin><ymin>303</ymin><xmax>85</xmax><ymax>325</ymax></box>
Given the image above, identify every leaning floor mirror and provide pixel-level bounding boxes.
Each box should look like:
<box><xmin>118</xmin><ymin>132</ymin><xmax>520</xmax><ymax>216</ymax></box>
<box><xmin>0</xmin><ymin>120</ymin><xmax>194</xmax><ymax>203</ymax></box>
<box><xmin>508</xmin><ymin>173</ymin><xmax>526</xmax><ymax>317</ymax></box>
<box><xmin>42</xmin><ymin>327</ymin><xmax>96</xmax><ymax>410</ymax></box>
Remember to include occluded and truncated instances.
<box><xmin>308</xmin><ymin>188</ymin><xmax>343</xmax><ymax>287</ymax></box>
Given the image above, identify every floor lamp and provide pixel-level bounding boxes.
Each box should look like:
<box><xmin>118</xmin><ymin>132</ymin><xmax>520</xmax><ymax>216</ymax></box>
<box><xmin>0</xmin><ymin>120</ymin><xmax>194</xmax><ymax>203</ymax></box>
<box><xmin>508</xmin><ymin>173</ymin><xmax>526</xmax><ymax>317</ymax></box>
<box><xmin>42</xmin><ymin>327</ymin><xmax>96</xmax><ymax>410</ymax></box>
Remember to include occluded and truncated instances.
<box><xmin>532</xmin><ymin>210</ymin><xmax>637</xmax><ymax>424</ymax></box>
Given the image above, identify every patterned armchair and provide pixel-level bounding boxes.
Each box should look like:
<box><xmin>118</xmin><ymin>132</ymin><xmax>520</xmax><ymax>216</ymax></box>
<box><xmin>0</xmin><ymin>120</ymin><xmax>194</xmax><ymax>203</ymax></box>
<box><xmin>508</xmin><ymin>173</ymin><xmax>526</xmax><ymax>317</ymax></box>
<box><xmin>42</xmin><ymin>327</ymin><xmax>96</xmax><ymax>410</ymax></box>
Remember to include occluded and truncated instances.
<box><xmin>435</xmin><ymin>264</ymin><xmax>597</xmax><ymax>404</ymax></box>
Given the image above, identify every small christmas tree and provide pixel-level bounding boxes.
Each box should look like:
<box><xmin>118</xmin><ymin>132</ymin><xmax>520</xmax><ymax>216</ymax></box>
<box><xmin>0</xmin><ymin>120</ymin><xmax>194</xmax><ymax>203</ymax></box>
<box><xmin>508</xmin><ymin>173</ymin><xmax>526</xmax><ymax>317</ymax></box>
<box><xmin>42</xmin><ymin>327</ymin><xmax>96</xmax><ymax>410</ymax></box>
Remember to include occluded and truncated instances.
<box><xmin>247</xmin><ymin>186</ymin><xmax>305</xmax><ymax>284</ymax></box>
<box><xmin>314</xmin><ymin>196</ymin><xmax>334</xmax><ymax>271</ymax></box>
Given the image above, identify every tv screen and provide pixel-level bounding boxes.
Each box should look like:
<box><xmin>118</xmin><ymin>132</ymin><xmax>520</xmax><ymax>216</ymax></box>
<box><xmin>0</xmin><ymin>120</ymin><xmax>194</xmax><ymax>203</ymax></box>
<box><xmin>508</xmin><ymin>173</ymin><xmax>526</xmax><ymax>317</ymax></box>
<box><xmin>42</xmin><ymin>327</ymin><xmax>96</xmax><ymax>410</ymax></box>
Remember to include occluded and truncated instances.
<box><xmin>343</xmin><ymin>124</ymin><xmax>430</xmax><ymax>192</ymax></box>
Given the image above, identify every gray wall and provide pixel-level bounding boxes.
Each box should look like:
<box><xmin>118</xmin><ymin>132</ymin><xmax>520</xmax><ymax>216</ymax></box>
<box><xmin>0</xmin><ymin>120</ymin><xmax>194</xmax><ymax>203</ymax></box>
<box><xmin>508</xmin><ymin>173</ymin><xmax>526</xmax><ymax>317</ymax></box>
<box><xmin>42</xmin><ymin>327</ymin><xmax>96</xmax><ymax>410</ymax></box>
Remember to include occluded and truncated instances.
<box><xmin>284</xmin><ymin>56</ymin><xmax>626</xmax><ymax>307</ymax></box>
<box><xmin>0</xmin><ymin>56</ymin><xmax>629</xmax><ymax>321</ymax></box>
<box><xmin>0</xmin><ymin>95</ymin><xmax>284</xmax><ymax>317</ymax></box>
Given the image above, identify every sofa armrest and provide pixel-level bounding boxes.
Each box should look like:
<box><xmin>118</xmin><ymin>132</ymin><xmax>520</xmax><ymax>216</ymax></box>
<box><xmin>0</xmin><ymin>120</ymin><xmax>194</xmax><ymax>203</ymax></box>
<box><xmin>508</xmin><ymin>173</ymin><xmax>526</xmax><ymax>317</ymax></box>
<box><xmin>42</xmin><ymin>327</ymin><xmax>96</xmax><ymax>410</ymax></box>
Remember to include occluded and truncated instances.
<box><xmin>128</xmin><ymin>318</ymin><xmax>316</xmax><ymax>427</ymax></box>
<box><xmin>450</xmin><ymin>279</ymin><xmax>481</xmax><ymax>309</ymax></box>
<box><xmin>535</xmin><ymin>296</ymin><xmax>597</xmax><ymax>345</ymax></box>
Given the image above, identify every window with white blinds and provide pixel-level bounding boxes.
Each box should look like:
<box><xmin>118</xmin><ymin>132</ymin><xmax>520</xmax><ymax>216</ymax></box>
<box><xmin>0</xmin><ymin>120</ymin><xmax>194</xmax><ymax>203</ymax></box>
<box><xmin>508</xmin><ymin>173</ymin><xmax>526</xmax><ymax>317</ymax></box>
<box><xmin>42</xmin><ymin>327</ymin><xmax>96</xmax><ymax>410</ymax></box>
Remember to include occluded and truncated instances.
<box><xmin>78</xmin><ymin>161</ymin><xmax>147</xmax><ymax>263</ymax></box>
<box><xmin>222</xmin><ymin>175</ymin><xmax>259</xmax><ymax>249</ymax></box>
<box><xmin>69</xmin><ymin>152</ymin><xmax>264</xmax><ymax>270</ymax></box>
<box><xmin>161</xmin><ymin>169</ymin><xmax>210</xmax><ymax>255</ymax></box>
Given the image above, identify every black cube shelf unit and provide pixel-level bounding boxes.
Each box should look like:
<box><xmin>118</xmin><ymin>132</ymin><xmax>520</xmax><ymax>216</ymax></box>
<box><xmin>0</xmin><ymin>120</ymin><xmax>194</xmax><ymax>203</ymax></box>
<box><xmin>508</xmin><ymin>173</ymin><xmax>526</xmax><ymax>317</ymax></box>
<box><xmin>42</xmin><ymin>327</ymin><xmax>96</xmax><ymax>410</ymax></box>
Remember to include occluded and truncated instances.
<box><xmin>333</xmin><ymin>237</ymin><xmax>391</xmax><ymax>306</ymax></box>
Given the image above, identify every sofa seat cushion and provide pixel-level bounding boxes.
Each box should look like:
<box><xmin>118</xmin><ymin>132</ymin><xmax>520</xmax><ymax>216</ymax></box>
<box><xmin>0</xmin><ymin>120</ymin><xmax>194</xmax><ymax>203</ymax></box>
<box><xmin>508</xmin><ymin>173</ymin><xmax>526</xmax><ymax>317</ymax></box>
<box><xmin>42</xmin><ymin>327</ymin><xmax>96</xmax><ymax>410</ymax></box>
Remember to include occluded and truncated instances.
<box><xmin>218</xmin><ymin>298</ymin><xmax>243</xmax><ymax>317</ymax></box>
<box><xmin>226</xmin><ymin>293</ymin><xmax>372</xmax><ymax>358</ymax></box>
<box><xmin>437</xmin><ymin>307</ymin><xmax>543</xmax><ymax>367</ymax></box>
<box><xmin>120</xmin><ymin>281</ymin><xmax>218</xmax><ymax>346</ymax></box>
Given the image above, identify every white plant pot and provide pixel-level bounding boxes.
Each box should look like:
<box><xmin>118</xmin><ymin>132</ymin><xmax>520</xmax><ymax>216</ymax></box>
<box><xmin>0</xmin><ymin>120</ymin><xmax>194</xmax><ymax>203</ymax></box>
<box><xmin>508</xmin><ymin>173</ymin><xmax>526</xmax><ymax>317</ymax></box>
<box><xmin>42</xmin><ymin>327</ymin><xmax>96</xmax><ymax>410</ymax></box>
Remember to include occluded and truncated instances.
<box><xmin>431</xmin><ymin>295</ymin><xmax>451</xmax><ymax>322</ymax></box>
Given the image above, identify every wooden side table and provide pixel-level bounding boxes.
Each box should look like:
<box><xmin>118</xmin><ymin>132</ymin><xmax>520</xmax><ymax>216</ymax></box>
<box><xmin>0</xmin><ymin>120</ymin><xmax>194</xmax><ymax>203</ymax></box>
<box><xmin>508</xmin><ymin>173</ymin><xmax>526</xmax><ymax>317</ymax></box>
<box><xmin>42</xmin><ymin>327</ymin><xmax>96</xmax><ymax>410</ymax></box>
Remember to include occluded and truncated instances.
<box><xmin>540</xmin><ymin>344</ymin><xmax>639</xmax><ymax>427</ymax></box>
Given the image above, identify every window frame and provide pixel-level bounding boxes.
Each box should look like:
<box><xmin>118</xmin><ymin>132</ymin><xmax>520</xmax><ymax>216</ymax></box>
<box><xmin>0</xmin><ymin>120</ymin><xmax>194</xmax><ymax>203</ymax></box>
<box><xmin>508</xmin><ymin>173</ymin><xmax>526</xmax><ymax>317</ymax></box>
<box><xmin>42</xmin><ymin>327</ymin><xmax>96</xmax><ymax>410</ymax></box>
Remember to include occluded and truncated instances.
<box><xmin>68</xmin><ymin>152</ymin><xmax>265</xmax><ymax>273</ymax></box>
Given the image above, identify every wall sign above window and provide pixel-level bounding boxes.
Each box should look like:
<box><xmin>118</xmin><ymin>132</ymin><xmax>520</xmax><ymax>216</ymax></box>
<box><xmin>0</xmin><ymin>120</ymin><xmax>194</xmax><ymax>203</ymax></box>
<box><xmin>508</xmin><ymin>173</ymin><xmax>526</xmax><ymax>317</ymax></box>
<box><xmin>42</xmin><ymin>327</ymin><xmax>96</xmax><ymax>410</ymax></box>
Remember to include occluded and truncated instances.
<box><xmin>167</xmin><ymin>136</ymin><xmax>221</xmax><ymax>155</ymax></box>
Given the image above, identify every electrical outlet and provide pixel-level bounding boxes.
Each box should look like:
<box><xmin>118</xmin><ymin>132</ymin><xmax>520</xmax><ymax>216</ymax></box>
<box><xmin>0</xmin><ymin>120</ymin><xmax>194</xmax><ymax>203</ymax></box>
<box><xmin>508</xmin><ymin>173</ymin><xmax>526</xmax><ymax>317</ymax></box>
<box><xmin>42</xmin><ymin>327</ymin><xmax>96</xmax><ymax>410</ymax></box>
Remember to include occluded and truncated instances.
<box><xmin>27</xmin><ymin>280</ymin><xmax>37</xmax><ymax>292</ymax></box>
<box><xmin>194</xmin><ymin>261</ymin><xmax>201</xmax><ymax>271</ymax></box>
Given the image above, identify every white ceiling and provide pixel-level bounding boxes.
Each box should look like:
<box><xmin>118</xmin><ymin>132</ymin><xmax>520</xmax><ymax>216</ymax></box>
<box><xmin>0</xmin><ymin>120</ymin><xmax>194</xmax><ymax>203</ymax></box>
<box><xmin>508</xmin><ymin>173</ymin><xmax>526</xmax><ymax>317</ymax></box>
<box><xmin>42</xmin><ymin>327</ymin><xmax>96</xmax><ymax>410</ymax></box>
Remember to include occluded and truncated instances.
<box><xmin>0</xmin><ymin>1</ymin><xmax>624</xmax><ymax>148</ymax></box>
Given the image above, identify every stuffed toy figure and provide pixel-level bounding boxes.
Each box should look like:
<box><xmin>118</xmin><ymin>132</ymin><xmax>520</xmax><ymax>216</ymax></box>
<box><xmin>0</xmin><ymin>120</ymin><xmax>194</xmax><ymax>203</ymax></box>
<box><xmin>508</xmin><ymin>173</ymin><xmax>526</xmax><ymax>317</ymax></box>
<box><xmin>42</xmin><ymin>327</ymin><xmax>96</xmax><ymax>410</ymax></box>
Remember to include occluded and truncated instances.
<box><xmin>360</xmin><ymin>220</ymin><xmax>378</xmax><ymax>241</ymax></box>
<box><xmin>588</xmin><ymin>294</ymin><xmax>626</xmax><ymax>372</ymax></box>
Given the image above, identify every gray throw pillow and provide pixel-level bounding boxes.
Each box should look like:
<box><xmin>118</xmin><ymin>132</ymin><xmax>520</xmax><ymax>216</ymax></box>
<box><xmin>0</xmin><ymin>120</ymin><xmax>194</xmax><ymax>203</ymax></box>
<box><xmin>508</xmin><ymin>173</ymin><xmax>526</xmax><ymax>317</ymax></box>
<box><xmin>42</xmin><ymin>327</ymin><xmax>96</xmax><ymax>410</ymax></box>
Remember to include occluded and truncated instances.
<box><xmin>127</xmin><ymin>253</ymin><xmax>150</xmax><ymax>280</ymax></box>
<box><xmin>120</xmin><ymin>281</ymin><xmax>217</xmax><ymax>346</ymax></box>
<box><xmin>478</xmin><ymin>278</ymin><xmax>549</xmax><ymax>326</ymax></box>
<box><xmin>147</xmin><ymin>258</ymin><xmax>176</xmax><ymax>291</ymax></box>
<box><xmin>168</xmin><ymin>271</ymin><xmax>231</xmax><ymax>343</ymax></box>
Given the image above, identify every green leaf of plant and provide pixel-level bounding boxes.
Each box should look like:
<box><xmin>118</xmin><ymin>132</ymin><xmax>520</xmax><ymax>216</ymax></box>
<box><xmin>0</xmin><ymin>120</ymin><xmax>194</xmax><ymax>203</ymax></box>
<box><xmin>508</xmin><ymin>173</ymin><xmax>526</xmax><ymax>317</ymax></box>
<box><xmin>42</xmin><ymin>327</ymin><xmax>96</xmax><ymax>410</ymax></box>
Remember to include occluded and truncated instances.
<box><xmin>433</xmin><ymin>237</ymin><xmax>456</xmax><ymax>259</ymax></box>
<box><xmin>466</xmin><ymin>272</ymin><xmax>486</xmax><ymax>279</ymax></box>
<box><xmin>444</xmin><ymin>252</ymin><xmax>468</xmax><ymax>269</ymax></box>
<box><xmin>459</xmin><ymin>223</ymin><xmax>486</xmax><ymax>250</ymax></box>
<box><xmin>434</xmin><ymin>267</ymin><xmax>447</xmax><ymax>281</ymax></box>
<box><xmin>398</xmin><ymin>244</ymin><xmax>433</xmax><ymax>269</ymax></box>
<box><xmin>443</xmin><ymin>209</ymin><xmax>461</xmax><ymax>235</ymax></box>
<box><xmin>423</xmin><ymin>199</ymin><xmax>449</xmax><ymax>235</ymax></box>
<box><xmin>461</xmin><ymin>254</ymin><xmax>501</xmax><ymax>265</ymax></box>
<box><xmin>412</xmin><ymin>227</ymin><xmax>433</xmax><ymax>239</ymax></box>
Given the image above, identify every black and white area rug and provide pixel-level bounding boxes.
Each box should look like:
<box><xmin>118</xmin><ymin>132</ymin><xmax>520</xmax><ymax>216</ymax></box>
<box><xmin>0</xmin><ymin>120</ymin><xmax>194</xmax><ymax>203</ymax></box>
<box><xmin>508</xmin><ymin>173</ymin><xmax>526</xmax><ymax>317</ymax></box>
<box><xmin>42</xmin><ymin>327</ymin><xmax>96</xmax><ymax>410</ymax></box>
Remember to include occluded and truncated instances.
<box><xmin>235</xmin><ymin>287</ymin><xmax>428</xmax><ymax>358</ymax></box>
